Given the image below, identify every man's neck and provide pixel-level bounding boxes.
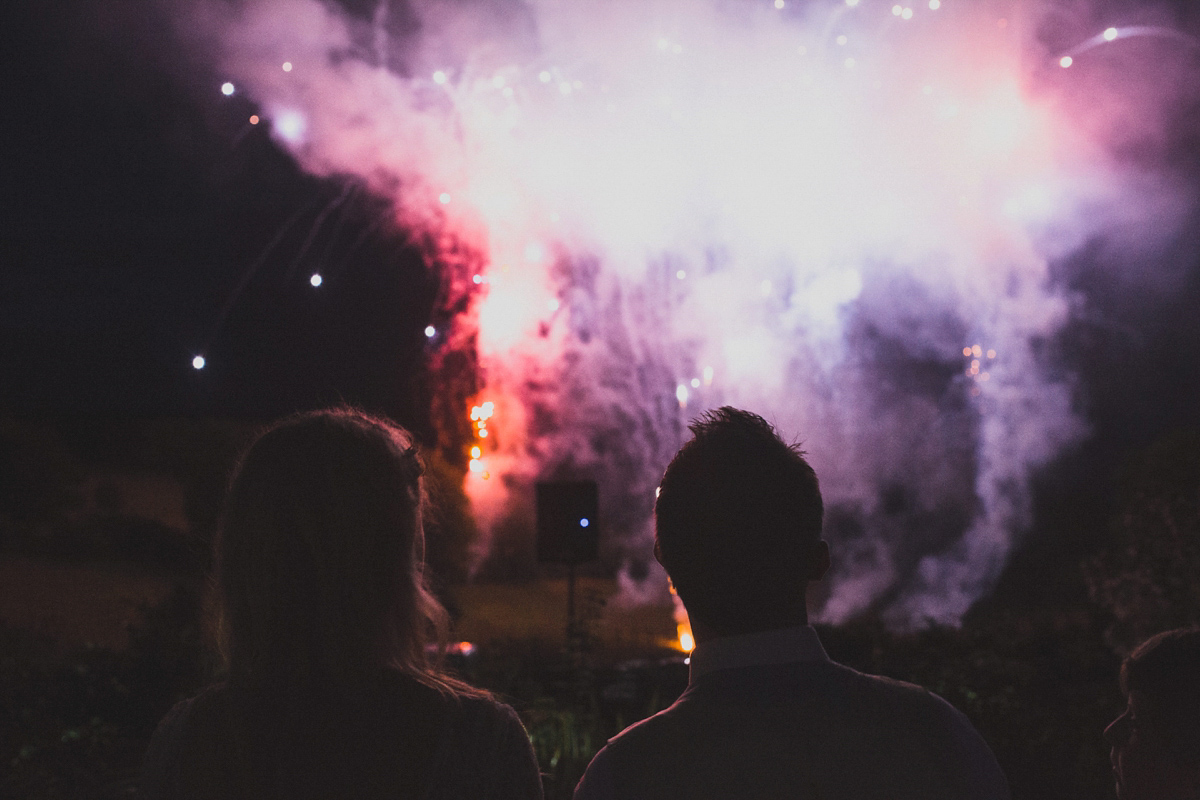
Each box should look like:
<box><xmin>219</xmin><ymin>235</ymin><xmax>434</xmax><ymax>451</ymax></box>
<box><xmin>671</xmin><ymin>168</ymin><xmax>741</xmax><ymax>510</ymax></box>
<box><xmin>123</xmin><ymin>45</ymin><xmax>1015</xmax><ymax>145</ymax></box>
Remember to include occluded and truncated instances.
<box><xmin>690</xmin><ymin>606</ymin><xmax>809</xmax><ymax>646</ymax></box>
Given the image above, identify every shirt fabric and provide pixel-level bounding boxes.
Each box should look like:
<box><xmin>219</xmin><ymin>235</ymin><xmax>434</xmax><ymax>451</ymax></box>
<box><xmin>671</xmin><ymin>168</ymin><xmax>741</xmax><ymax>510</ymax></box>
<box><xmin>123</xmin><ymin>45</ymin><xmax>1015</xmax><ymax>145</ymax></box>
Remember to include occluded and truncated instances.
<box><xmin>574</xmin><ymin>625</ymin><xmax>1010</xmax><ymax>800</ymax></box>
<box><xmin>140</xmin><ymin>670</ymin><xmax>543</xmax><ymax>800</ymax></box>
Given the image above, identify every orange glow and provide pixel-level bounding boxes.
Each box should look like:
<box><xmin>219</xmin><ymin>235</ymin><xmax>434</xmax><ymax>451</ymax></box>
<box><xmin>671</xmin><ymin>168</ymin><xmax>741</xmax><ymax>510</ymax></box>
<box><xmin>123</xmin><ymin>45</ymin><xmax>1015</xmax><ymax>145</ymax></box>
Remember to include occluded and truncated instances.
<box><xmin>670</xmin><ymin>582</ymin><xmax>695</xmax><ymax>653</ymax></box>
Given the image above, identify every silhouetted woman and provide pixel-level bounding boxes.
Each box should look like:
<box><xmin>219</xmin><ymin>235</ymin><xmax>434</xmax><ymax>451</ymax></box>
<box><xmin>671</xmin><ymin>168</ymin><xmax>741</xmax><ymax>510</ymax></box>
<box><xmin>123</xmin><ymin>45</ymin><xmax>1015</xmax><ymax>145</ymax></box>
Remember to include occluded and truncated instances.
<box><xmin>141</xmin><ymin>408</ymin><xmax>543</xmax><ymax>799</ymax></box>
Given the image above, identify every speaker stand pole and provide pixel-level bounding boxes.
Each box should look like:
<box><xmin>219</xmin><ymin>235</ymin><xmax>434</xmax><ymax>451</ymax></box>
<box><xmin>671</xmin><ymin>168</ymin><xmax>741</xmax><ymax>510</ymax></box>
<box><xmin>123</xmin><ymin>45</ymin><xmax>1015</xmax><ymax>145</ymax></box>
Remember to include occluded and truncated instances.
<box><xmin>566</xmin><ymin>558</ymin><xmax>576</xmax><ymax>643</ymax></box>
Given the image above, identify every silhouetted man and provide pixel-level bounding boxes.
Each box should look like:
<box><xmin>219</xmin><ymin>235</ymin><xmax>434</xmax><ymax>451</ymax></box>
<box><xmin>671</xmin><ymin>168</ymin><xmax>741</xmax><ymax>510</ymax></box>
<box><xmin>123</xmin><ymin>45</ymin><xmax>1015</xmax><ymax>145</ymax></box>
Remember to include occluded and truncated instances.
<box><xmin>1104</xmin><ymin>627</ymin><xmax>1200</xmax><ymax>800</ymax></box>
<box><xmin>575</xmin><ymin>407</ymin><xmax>1010</xmax><ymax>800</ymax></box>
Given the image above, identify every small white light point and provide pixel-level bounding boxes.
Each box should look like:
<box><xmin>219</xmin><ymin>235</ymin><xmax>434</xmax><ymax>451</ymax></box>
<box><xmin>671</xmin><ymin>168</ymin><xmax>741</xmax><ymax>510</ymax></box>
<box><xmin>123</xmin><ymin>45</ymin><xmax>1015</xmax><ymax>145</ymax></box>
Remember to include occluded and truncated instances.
<box><xmin>1060</xmin><ymin>55</ymin><xmax>1073</xmax><ymax>68</ymax></box>
<box><xmin>439</xmin><ymin>192</ymin><xmax>451</xmax><ymax>204</ymax></box>
<box><xmin>1104</xmin><ymin>27</ymin><xmax>1119</xmax><ymax>41</ymax></box>
<box><xmin>432</xmin><ymin>70</ymin><xmax>447</xmax><ymax>84</ymax></box>
<box><xmin>703</xmin><ymin>365</ymin><xmax>714</xmax><ymax>384</ymax></box>
<box><xmin>472</xmin><ymin>274</ymin><xmax>483</xmax><ymax>284</ymax></box>
<box><xmin>547</xmin><ymin>298</ymin><xmax>560</xmax><ymax>311</ymax></box>
<box><xmin>690</xmin><ymin>378</ymin><xmax>700</xmax><ymax>388</ymax></box>
<box><xmin>893</xmin><ymin>4</ymin><xmax>903</xmax><ymax>15</ymax></box>
<box><xmin>192</xmin><ymin>356</ymin><xmax>206</xmax><ymax>370</ymax></box>
<box><xmin>774</xmin><ymin>0</ymin><xmax>785</xmax><ymax>8</ymax></box>
<box><xmin>470</xmin><ymin>446</ymin><xmax>481</xmax><ymax>459</ymax></box>
<box><xmin>902</xmin><ymin>7</ymin><xmax>914</xmax><ymax>19</ymax></box>
<box><xmin>676</xmin><ymin>270</ymin><xmax>686</xmax><ymax>280</ymax></box>
<box><xmin>274</xmin><ymin>111</ymin><xmax>306</xmax><ymax>143</ymax></box>
<box><xmin>282</xmin><ymin>61</ymin><xmax>293</xmax><ymax>72</ymax></box>
<box><xmin>676</xmin><ymin>384</ymin><xmax>689</xmax><ymax>406</ymax></box>
<box><xmin>221</xmin><ymin>82</ymin><xmax>235</xmax><ymax>96</ymax></box>
<box><xmin>929</xmin><ymin>0</ymin><xmax>940</xmax><ymax>8</ymax></box>
<box><xmin>309</xmin><ymin>273</ymin><xmax>322</xmax><ymax>287</ymax></box>
<box><xmin>424</xmin><ymin>325</ymin><xmax>436</xmax><ymax>338</ymax></box>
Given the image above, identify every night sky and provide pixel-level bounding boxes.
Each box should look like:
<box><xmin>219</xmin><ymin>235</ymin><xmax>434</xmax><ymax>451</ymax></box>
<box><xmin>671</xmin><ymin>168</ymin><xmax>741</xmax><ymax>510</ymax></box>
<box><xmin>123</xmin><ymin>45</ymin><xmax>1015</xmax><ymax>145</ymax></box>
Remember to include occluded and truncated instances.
<box><xmin>2</xmin><ymin>0</ymin><xmax>440</xmax><ymax>421</ymax></box>
<box><xmin>3</xmin><ymin>0</ymin><xmax>1199</xmax><ymax>508</ymax></box>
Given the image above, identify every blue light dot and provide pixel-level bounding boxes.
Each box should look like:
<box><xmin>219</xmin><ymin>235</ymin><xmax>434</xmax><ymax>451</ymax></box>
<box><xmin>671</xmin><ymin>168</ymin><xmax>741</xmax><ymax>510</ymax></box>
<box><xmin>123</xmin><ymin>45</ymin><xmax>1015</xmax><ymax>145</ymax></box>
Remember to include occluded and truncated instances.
<box><xmin>579</xmin><ymin>518</ymin><xmax>590</xmax><ymax>528</ymax></box>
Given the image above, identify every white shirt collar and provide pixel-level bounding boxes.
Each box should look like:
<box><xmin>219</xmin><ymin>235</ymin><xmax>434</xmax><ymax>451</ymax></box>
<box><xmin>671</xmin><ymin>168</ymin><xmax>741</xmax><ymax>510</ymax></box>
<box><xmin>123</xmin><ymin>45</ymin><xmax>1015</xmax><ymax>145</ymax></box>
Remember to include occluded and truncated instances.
<box><xmin>688</xmin><ymin>624</ymin><xmax>829</xmax><ymax>683</ymax></box>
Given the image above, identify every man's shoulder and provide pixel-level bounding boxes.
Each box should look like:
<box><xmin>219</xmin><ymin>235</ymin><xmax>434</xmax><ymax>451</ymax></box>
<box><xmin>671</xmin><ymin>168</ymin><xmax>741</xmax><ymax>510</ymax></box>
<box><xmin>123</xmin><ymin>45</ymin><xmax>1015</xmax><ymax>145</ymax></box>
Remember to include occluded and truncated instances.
<box><xmin>596</xmin><ymin>659</ymin><xmax>986</xmax><ymax>769</ymax></box>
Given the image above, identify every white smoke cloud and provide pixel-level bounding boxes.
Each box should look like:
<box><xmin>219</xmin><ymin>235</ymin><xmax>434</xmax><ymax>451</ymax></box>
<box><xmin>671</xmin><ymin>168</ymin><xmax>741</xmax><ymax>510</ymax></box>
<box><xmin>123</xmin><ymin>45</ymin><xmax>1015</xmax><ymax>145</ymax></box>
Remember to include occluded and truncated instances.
<box><xmin>184</xmin><ymin>0</ymin><xmax>1199</xmax><ymax>625</ymax></box>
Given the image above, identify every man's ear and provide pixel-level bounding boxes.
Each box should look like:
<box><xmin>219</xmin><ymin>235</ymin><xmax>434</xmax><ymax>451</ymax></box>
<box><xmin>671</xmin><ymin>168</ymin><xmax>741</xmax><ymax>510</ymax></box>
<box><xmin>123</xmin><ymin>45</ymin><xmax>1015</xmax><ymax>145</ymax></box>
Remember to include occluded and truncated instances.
<box><xmin>806</xmin><ymin>540</ymin><xmax>831</xmax><ymax>581</ymax></box>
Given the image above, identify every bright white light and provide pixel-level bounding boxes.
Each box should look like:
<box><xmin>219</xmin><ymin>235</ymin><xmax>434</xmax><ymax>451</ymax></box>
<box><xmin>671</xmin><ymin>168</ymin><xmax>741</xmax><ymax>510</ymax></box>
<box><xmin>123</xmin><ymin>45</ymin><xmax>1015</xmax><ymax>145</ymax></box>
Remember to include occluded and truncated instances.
<box><xmin>471</xmin><ymin>446</ymin><xmax>482</xmax><ymax>458</ymax></box>
<box><xmin>273</xmin><ymin>110</ymin><xmax>307</xmax><ymax>143</ymax></box>
<box><xmin>548</xmin><ymin>298</ymin><xmax>560</xmax><ymax>311</ymax></box>
<box><xmin>774</xmin><ymin>0</ymin><xmax>785</xmax><ymax>8</ymax></box>
<box><xmin>676</xmin><ymin>270</ymin><xmax>686</xmax><ymax>280</ymax></box>
<box><xmin>579</xmin><ymin>517</ymin><xmax>590</xmax><ymax>527</ymax></box>
<box><xmin>439</xmin><ymin>192</ymin><xmax>452</xmax><ymax>204</ymax></box>
<box><xmin>703</xmin><ymin>366</ymin><xmax>714</xmax><ymax>385</ymax></box>
<box><xmin>192</xmin><ymin>356</ymin><xmax>206</xmax><ymax>370</ymax></box>
<box><xmin>424</xmin><ymin>325</ymin><xmax>436</xmax><ymax>338</ymax></box>
<box><xmin>309</xmin><ymin>273</ymin><xmax>322</xmax><ymax>287</ymax></box>
<box><xmin>1103</xmin><ymin>27</ymin><xmax>1119</xmax><ymax>42</ymax></box>
<box><xmin>281</xmin><ymin>61</ymin><xmax>293</xmax><ymax>72</ymax></box>
<box><xmin>1060</xmin><ymin>56</ymin><xmax>1073</xmax><ymax>68</ymax></box>
<box><xmin>690</xmin><ymin>378</ymin><xmax>700</xmax><ymax>388</ymax></box>
<box><xmin>433</xmin><ymin>70</ymin><xmax>447</xmax><ymax>84</ymax></box>
<box><xmin>902</xmin><ymin>7</ymin><xmax>913</xmax><ymax>19</ymax></box>
<box><xmin>221</xmin><ymin>82</ymin><xmax>235</xmax><ymax>96</ymax></box>
<box><xmin>524</xmin><ymin>242</ymin><xmax>545</xmax><ymax>264</ymax></box>
<box><xmin>892</xmin><ymin>4</ymin><xmax>902</xmax><ymax>15</ymax></box>
<box><xmin>928</xmin><ymin>0</ymin><xmax>940</xmax><ymax>8</ymax></box>
<box><xmin>473</xmin><ymin>274</ymin><xmax>484</xmax><ymax>284</ymax></box>
<box><xmin>676</xmin><ymin>384</ymin><xmax>689</xmax><ymax>406</ymax></box>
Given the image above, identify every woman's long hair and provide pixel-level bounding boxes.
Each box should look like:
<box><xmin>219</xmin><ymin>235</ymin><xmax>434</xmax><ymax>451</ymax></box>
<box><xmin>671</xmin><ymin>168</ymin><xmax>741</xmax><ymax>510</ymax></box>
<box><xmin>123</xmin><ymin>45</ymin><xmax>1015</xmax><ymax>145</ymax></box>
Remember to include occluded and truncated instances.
<box><xmin>209</xmin><ymin>407</ymin><xmax>472</xmax><ymax>693</ymax></box>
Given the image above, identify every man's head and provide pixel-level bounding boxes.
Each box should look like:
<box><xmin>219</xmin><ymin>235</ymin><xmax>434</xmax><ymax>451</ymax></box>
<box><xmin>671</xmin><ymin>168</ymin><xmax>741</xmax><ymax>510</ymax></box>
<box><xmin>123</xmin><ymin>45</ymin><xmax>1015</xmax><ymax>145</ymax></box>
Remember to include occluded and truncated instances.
<box><xmin>654</xmin><ymin>407</ymin><xmax>829</xmax><ymax>638</ymax></box>
<box><xmin>1104</xmin><ymin>627</ymin><xmax>1200</xmax><ymax>800</ymax></box>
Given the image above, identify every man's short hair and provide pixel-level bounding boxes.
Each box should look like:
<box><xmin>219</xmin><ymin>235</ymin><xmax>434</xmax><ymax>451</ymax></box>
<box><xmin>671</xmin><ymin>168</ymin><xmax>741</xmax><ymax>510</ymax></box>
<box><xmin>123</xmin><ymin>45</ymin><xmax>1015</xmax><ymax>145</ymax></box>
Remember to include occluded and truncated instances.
<box><xmin>654</xmin><ymin>407</ymin><xmax>823</xmax><ymax>631</ymax></box>
<box><xmin>1121</xmin><ymin>626</ymin><xmax>1200</xmax><ymax>767</ymax></box>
